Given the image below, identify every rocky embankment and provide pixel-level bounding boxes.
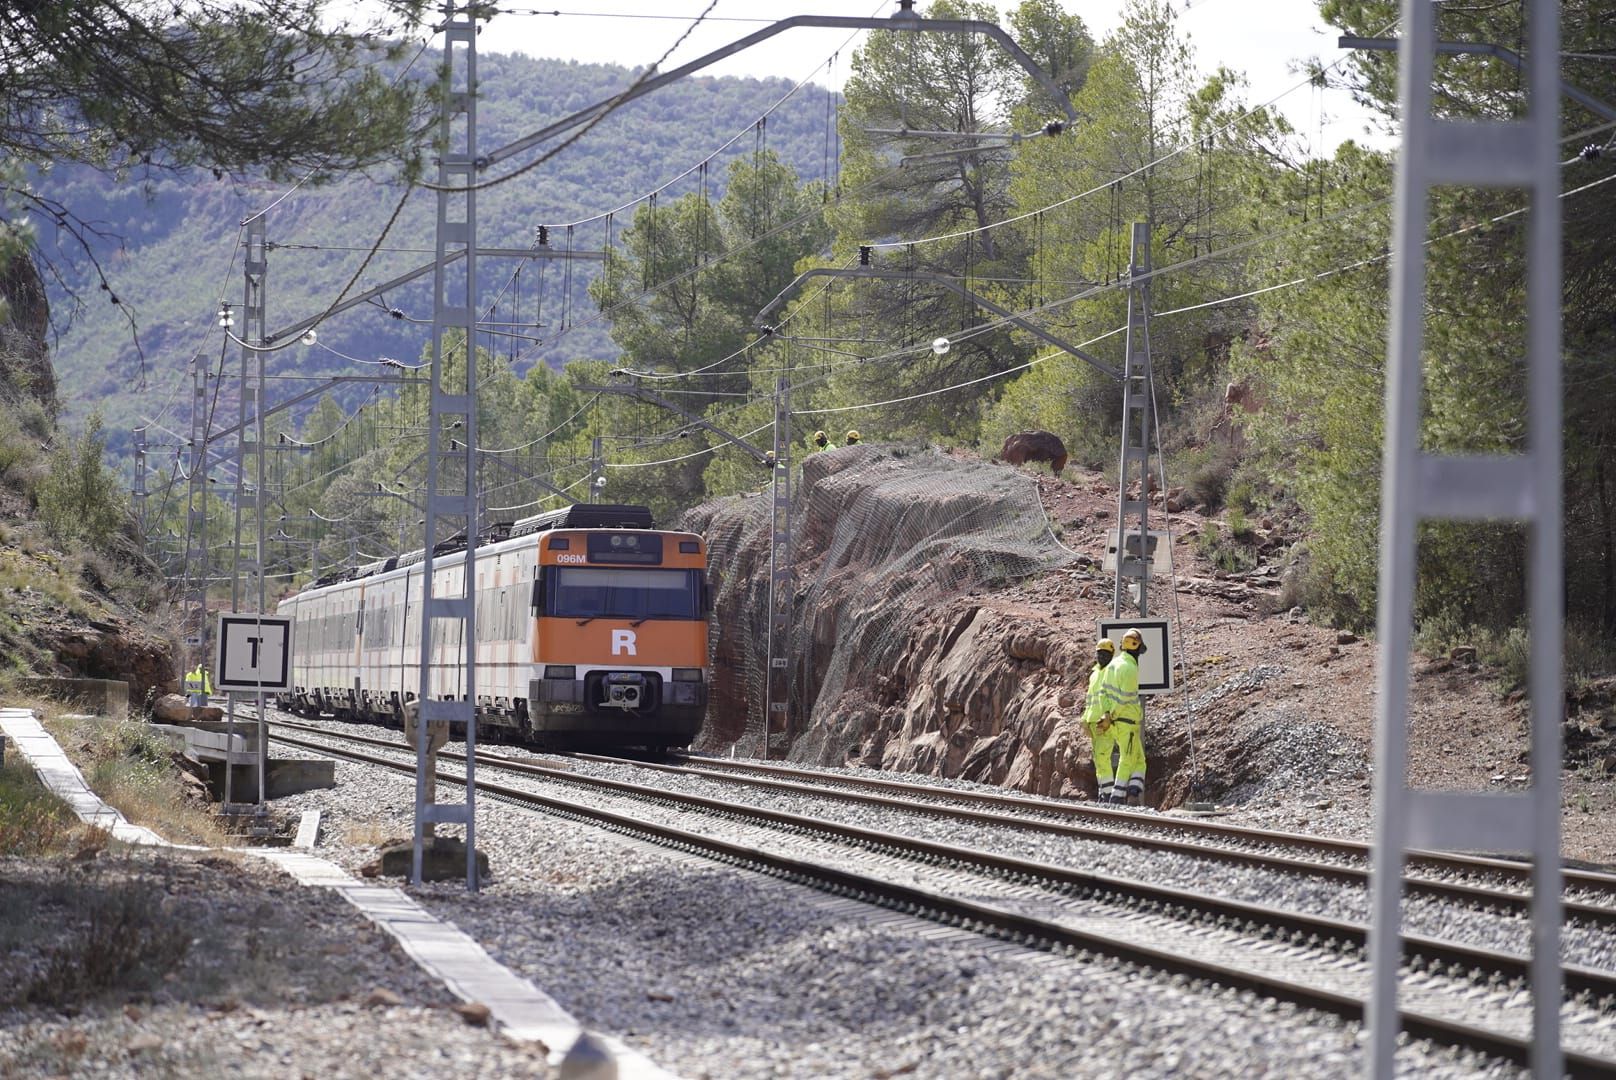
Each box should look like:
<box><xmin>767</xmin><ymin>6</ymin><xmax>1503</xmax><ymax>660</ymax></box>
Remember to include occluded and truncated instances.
<box><xmin>688</xmin><ymin>445</ymin><xmax>1616</xmax><ymax>839</ymax></box>
<box><xmin>687</xmin><ymin>446</ymin><xmax>1172</xmax><ymax>802</ymax></box>
<box><xmin>0</xmin><ymin>255</ymin><xmax>175</xmax><ymax>702</ymax></box>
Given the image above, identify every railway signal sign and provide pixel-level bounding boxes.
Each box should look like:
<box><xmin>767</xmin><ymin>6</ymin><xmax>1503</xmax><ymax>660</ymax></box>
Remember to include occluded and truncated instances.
<box><xmin>214</xmin><ymin>613</ymin><xmax>293</xmax><ymax>693</ymax></box>
<box><xmin>1096</xmin><ymin>618</ymin><xmax>1173</xmax><ymax>694</ymax></box>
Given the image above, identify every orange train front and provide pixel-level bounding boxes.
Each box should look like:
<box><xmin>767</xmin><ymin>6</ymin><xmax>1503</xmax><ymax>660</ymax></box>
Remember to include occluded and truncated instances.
<box><xmin>275</xmin><ymin>504</ymin><xmax>709</xmax><ymax>752</ymax></box>
<box><xmin>528</xmin><ymin>513</ymin><xmax>709</xmax><ymax>749</ymax></box>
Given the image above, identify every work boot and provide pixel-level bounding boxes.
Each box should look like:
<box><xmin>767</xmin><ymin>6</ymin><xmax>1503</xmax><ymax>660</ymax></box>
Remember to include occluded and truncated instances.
<box><xmin>1125</xmin><ymin>791</ymin><xmax>1143</xmax><ymax>807</ymax></box>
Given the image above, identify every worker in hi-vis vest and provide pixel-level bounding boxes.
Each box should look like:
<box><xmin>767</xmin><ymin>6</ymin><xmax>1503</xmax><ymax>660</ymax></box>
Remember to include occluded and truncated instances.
<box><xmin>1101</xmin><ymin>628</ymin><xmax>1147</xmax><ymax>805</ymax></box>
<box><xmin>184</xmin><ymin>664</ymin><xmax>212</xmax><ymax>707</ymax></box>
<box><xmin>1081</xmin><ymin>637</ymin><xmax>1118</xmax><ymax>800</ymax></box>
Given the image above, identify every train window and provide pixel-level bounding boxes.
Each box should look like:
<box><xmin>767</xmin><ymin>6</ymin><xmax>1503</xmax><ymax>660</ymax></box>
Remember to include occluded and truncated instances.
<box><xmin>542</xmin><ymin>567</ymin><xmax>701</xmax><ymax>620</ymax></box>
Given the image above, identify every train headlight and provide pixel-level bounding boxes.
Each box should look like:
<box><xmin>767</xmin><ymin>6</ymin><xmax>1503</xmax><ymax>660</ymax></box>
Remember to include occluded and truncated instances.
<box><xmin>672</xmin><ymin>668</ymin><xmax>703</xmax><ymax>682</ymax></box>
<box><xmin>545</xmin><ymin>665</ymin><xmax>575</xmax><ymax>680</ymax></box>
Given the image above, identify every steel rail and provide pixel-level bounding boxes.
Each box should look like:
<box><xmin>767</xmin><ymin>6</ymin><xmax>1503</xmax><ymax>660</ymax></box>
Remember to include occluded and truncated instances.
<box><xmin>570</xmin><ymin>751</ymin><xmax>1616</xmax><ymax>925</ymax></box>
<box><xmin>265</xmin><ymin>726</ymin><xmax>1616</xmax><ymax>1075</ymax></box>
<box><xmin>253</xmin><ymin>711</ymin><xmax>1616</xmax><ymax>920</ymax></box>
<box><xmin>652</xmin><ymin>752</ymin><xmax>1616</xmax><ymax>897</ymax></box>
<box><xmin>267</xmin><ymin>723</ymin><xmax>1616</xmax><ymax>1003</ymax></box>
<box><xmin>264</xmin><ymin>716</ymin><xmax>1616</xmax><ymax>924</ymax></box>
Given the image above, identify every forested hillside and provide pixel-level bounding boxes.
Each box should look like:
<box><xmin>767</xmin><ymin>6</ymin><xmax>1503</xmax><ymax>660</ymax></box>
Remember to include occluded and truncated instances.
<box><xmin>42</xmin><ymin>50</ymin><xmax>842</xmax><ymax>454</ymax></box>
<box><xmin>61</xmin><ymin>0</ymin><xmax>1616</xmax><ymax>662</ymax></box>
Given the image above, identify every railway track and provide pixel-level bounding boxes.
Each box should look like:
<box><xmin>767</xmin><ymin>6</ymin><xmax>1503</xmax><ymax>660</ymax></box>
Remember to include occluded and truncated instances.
<box><xmin>644</xmin><ymin>751</ymin><xmax>1616</xmax><ymax>908</ymax></box>
<box><xmin>265</xmin><ymin>715</ymin><xmax>1616</xmax><ymax>1074</ymax></box>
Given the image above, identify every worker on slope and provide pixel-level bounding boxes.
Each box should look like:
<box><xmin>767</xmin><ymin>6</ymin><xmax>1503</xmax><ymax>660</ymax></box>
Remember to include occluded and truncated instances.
<box><xmin>845</xmin><ymin>429</ymin><xmax>861</xmax><ymax>445</ymax></box>
<box><xmin>184</xmin><ymin>663</ymin><xmax>213</xmax><ymax>708</ymax></box>
<box><xmin>1102</xmin><ymin>627</ymin><xmax>1148</xmax><ymax>805</ymax></box>
<box><xmin>1081</xmin><ymin>638</ymin><xmax>1118</xmax><ymax>801</ymax></box>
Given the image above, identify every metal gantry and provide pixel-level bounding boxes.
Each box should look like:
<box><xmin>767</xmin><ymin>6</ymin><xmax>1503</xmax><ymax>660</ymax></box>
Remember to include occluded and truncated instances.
<box><xmin>1113</xmin><ymin>221</ymin><xmax>1155</xmax><ymax>619</ymax></box>
<box><xmin>224</xmin><ymin>215</ymin><xmax>270</xmax><ymax>810</ymax></box>
<box><xmin>588</xmin><ymin>436</ymin><xmax>605</xmax><ymax>502</ymax></box>
<box><xmin>763</xmin><ymin>376</ymin><xmax>793</xmax><ymax>759</ymax></box>
<box><xmin>1368</xmin><ymin>2</ymin><xmax>1563</xmax><ymax>1075</ymax></box>
<box><xmin>132</xmin><ymin>426</ymin><xmax>148</xmax><ymax>538</ymax></box>
<box><xmin>414</xmin><ymin>0</ymin><xmax>481</xmax><ymax>890</ymax></box>
<box><xmin>182</xmin><ymin>353</ymin><xmax>211</xmax><ymax>676</ymax></box>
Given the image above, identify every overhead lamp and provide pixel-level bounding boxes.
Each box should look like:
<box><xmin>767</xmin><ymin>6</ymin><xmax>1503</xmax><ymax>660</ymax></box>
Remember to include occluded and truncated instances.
<box><xmin>301</xmin><ymin>329</ymin><xmax>318</xmax><ymax>346</ymax></box>
<box><xmin>932</xmin><ymin>336</ymin><xmax>951</xmax><ymax>356</ymax></box>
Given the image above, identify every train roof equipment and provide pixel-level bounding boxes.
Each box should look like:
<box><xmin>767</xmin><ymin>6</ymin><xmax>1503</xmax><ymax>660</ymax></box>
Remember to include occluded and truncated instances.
<box><xmin>512</xmin><ymin>503</ymin><xmax>655</xmax><ymax>537</ymax></box>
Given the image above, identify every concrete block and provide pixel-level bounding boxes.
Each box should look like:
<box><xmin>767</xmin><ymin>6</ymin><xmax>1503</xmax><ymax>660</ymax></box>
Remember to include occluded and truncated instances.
<box><xmin>374</xmin><ymin>837</ymin><xmax>489</xmax><ymax>883</ymax></box>
<box><xmin>148</xmin><ymin>722</ymin><xmax>258</xmax><ymax>765</ymax></box>
<box><xmin>205</xmin><ymin>758</ymin><xmax>335</xmax><ymax>801</ymax></box>
<box><xmin>268</xmin><ymin>759</ymin><xmax>336</xmax><ymax>798</ymax></box>
<box><xmin>294</xmin><ymin>810</ymin><xmax>322</xmax><ymax>848</ymax></box>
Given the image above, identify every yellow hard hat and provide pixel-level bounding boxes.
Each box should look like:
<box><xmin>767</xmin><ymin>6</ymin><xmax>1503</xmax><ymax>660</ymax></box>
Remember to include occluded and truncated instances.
<box><xmin>845</xmin><ymin>429</ymin><xmax>861</xmax><ymax>443</ymax></box>
<box><xmin>1096</xmin><ymin>637</ymin><xmax>1116</xmax><ymax>655</ymax></box>
<box><xmin>813</xmin><ymin>430</ymin><xmax>827</xmax><ymax>442</ymax></box>
<box><xmin>1121</xmin><ymin>628</ymin><xmax>1144</xmax><ymax>650</ymax></box>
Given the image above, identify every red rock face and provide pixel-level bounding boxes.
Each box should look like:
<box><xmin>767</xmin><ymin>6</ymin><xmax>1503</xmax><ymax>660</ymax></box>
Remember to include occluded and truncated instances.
<box><xmin>998</xmin><ymin>431</ymin><xmax>1068</xmax><ymax>475</ymax></box>
<box><xmin>678</xmin><ymin>446</ymin><xmax>1131</xmax><ymax>799</ymax></box>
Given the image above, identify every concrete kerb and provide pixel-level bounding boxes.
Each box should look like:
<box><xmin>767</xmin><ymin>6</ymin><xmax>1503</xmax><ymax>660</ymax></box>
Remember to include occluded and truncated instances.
<box><xmin>0</xmin><ymin>706</ymin><xmax>675</xmax><ymax>1079</ymax></box>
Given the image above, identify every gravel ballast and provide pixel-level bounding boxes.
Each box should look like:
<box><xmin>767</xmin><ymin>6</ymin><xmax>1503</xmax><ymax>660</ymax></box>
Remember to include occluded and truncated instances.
<box><xmin>273</xmin><ymin>732</ymin><xmax>1533</xmax><ymax>1079</ymax></box>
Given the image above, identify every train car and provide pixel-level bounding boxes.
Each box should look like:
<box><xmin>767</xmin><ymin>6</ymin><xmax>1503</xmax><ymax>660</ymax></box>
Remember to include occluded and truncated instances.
<box><xmin>280</xmin><ymin>567</ymin><xmax>365</xmax><ymax>719</ymax></box>
<box><xmin>524</xmin><ymin>504</ymin><xmax>709</xmax><ymax>749</ymax></box>
<box><xmin>274</xmin><ymin>504</ymin><xmax>709</xmax><ymax>750</ymax></box>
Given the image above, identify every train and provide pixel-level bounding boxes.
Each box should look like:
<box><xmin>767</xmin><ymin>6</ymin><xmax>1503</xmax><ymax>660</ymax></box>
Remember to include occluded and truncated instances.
<box><xmin>274</xmin><ymin>503</ymin><xmax>710</xmax><ymax>750</ymax></box>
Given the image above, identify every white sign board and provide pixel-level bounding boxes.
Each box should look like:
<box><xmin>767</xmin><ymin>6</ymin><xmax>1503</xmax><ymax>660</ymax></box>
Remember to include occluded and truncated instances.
<box><xmin>214</xmin><ymin>614</ymin><xmax>294</xmax><ymax>693</ymax></box>
<box><xmin>1097</xmin><ymin>618</ymin><xmax>1173</xmax><ymax>694</ymax></box>
<box><xmin>1102</xmin><ymin>530</ymin><xmax>1173</xmax><ymax>578</ymax></box>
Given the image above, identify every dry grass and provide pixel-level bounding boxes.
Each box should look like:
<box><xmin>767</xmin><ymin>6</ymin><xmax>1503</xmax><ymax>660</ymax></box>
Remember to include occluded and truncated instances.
<box><xmin>341</xmin><ymin>820</ymin><xmax>405</xmax><ymax>848</ymax></box>
<box><xmin>36</xmin><ymin>709</ymin><xmax>231</xmax><ymax>847</ymax></box>
<box><xmin>0</xmin><ymin>756</ymin><xmax>102</xmax><ymax>858</ymax></box>
<box><xmin>18</xmin><ymin>874</ymin><xmax>192</xmax><ymax>1007</ymax></box>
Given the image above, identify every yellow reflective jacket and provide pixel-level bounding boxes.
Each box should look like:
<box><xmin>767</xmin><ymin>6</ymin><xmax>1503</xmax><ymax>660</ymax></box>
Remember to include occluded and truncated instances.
<box><xmin>1081</xmin><ymin>665</ymin><xmax>1109</xmax><ymax>727</ymax></box>
<box><xmin>1102</xmin><ymin>651</ymin><xmax>1142</xmax><ymax>723</ymax></box>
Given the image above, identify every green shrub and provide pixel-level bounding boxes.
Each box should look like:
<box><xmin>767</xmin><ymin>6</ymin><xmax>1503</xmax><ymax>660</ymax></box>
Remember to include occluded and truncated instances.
<box><xmin>1180</xmin><ymin>444</ymin><xmax>1237</xmax><ymax>511</ymax></box>
<box><xmin>1483</xmin><ymin>626</ymin><xmax>1532</xmax><ymax>694</ymax></box>
<box><xmin>1414</xmin><ymin>609</ymin><xmax>1470</xmax><ymax>658</ymax></box>
<box><xmin>0</xmin><ymin>403</ymin><xmax>45</xmax><ymax>490</ymax></box>
<box><xmin>1196</xmin><ymin>522</ymin><xmax>1256</xmax><ymax>574</ymax></box>
<box><xmin>1565</xmin><ymin>623</ymin><xmax>1616</xmax><ymax>691</ymax></box>
<box><xmin>35</xmin><ymin>411</ymin><xmax>126</xmax><ymax>549</ymax></box>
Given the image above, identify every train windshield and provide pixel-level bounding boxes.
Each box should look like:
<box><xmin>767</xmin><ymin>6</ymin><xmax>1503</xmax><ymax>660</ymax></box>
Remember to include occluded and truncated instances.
<box><xmin>545</xmin><ymin>567</ymin><xmax>702</xmax><ymax>620</ymax></box>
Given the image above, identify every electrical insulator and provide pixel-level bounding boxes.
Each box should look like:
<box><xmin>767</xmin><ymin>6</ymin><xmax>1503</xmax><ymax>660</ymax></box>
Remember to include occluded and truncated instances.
<box><xmin>537</xmin><ymin>224</ymin><xmax>550</xmax><ymax>246</ymax></box>
<box><xmin>859</xmin><ymin>245</ymin><xmax>872</xmax><ymax>266</ymax></box>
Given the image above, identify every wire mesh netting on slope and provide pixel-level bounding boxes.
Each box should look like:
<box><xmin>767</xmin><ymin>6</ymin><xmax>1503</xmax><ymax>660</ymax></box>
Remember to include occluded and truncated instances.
<box><xmin>678</xmin><ymin>444</ymin><xmax>1077</xmax><ymax>755</ymax></box>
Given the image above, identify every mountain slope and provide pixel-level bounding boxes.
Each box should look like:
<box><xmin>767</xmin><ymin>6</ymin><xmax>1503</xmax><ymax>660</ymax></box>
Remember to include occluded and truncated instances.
<box><xmin>42</xmin><ymin>50</ymin><xmax>841</xmax><ymax>458</ymax></box>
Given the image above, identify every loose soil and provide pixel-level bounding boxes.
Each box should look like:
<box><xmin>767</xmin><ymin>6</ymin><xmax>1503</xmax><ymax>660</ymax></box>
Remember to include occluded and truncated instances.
<box><xmin>987</xmin><ymin>460</ymin><xmax>1616</xmax><ymax>868</ymax></box>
